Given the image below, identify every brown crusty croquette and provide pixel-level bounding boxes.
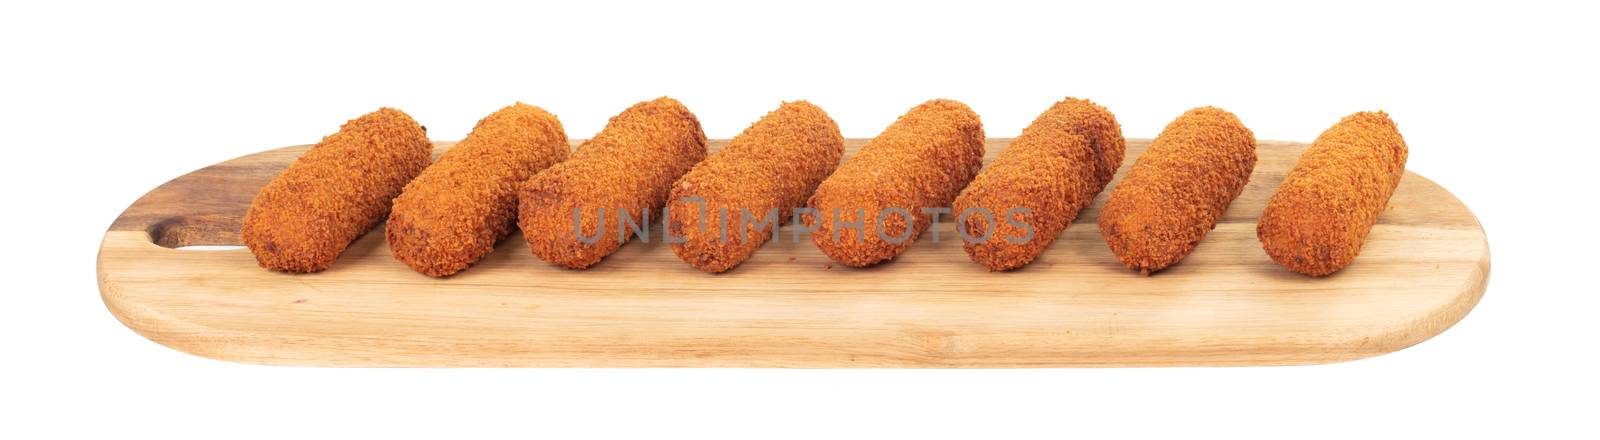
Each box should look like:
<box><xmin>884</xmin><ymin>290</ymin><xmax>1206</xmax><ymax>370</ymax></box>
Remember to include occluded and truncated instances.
<box><xmin>1257</xmin><ymin>111</ymin><xmax>1408</xmax><ymax>276</ymax></box>
<box><xmin>386</xmin><ymin>103</ymin><xmax>570</xmax><ymax>277</ymax></box>
<box><xmin>954</xmin><ymin>98</ymin><xmax>1124</xmax><ymax>271</ymax></box>
<box><xmin>518</xmin><ymin>97</ymin><xmax>707</xmax><ymax>269</ymax></box>
<box><xmin>240</xmin><ymin>108</ymin><xmax>433</xmax><ymax>273</ymax></box>
<box><xmin>1099</xmin><ymin>107</ymin><xmax>1256</xmax><ymax>274</ymax></box>
<box><xmin>667</xmin><ymin>101</ymin><xmax>845</xmax><ymax>273</ymax></box>
<box><xmin>804</xmin><ymin>99</ymin><xmax>985</xmax><ymax>267</ymax></box>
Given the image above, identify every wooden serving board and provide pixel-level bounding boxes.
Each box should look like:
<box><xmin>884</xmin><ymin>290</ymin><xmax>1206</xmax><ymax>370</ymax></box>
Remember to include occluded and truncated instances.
<box><xmin>97</xmin><ymin>139</ymin><xmax>1489</xmax><ymax>367</ymax></box>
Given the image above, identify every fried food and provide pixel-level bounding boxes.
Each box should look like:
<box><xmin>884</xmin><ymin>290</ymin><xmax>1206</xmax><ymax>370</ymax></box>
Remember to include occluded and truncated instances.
<box><xmin>804</xmin><ymin>99</ymin><xmax>985</xmax><ymax>267</ymax></box>
<box><xmin>1257</xmin><ymin>111</ymin><xmax>1407</xmax><ymax>276</ymax></box>
<box><xmin>1098</xmin><ymin>107</ymin><xmax>1255</xmax><ymax>274</ymax></box>
<box><xmin>386</xmin><ymin>103</ymin><xmax>570</xmax><ymax>277</ymax></box>
<box><xmin>954</xmin><ymin>98</ymin><xmax>1124</xmax><ymax>271</ymax></box>
<box><xmin>241</xmin><ymin>108</ymin><xmax>433</xmax><ymax>273</ymax></box>
<box><xmin>518</xmin><ymin>97</ymin><xmax>707</xmax><ymax>269</ymax></box>
<box><xmin>667</xmin><ymin>101</ymin><xmax>845</xmax><ymax>273</ymax></box>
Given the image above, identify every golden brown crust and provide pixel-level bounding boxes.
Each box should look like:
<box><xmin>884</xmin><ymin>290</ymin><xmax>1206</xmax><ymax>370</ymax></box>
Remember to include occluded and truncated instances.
<box><xmin>518</xmin><ymin>97</ymin><xmax>707</xmax><ymax>269</ymax></box>
<box><xmin>241</xmin><ymin>108</ymin><xmax>433</xmax><ymax>273</ymax></box>
<box><xmin>387</xmin><ymin>103</ymin><xmax>569</xmax><ymax>277</ymax></box>
<box><xmin>668</xmin><ymin>101</ymin><xmax>844</xmax><ymax>273</ymax></box>
<box><xmin>1257</xmin><ymin>111</ymin><xmax>1408</xmax><ymax>276</ymax></box>
<box><xmin>1099</xmin><ymin>107</ymin><xmax>1255</xmax><ymax>274</ymax></box>
<box><xmin>953</xmin><ymin>98</ymin><xmax>1123</xmax><ymax>271</ymax></box>
<box><xmin>804</xmin><ymin>99</ymin><xmax>985</xmax><ymax>267</ymax></box>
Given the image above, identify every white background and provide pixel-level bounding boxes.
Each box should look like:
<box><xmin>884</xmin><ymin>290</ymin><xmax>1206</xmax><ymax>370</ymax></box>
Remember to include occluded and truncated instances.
<box><xmin>2</xmin><ymin>1</ymin><xmax>1596</xmax><ymax>438</ymax></box>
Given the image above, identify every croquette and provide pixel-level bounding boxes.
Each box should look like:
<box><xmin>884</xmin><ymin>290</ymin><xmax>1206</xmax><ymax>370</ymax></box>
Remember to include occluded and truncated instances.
<box><xmin>954</xmin><ymin>98</ymin><xmax>1124</xmax><ymax>271</ymax></box>
<box><xmin>518</xmin><ymin>97</ymin><xmax>707</xmax><ymax>269</ymax></box>
<box><xmin>1257</xmin><ymin>111</ymin><xmax>1408</xmax><ymax>276</ymax></box>
<box><xmin>386</xmin><ymin>103</ymin><xmax>570</xmax><ymax>277</ymax></box>
<box><xmin>1099</xmin><ymin>107</ymin><xmax>1256</xmax><ymax>274</ymax></box>
<box><xmin>667</xmin><ymin>101</ymin><xmax>845</xmax><ymax>273</ymax></box>
<box><xmin>240</xmin><ymin>108</ymin><xmax>433</xmax><ymax>273</ymax></box>
<box><xmin>804</xmin><ymin>99</ymin><xmax>985</xmax><ymax>267</ymax></box>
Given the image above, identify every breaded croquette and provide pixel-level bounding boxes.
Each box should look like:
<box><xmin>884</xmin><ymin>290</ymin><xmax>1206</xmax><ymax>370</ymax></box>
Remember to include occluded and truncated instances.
<box><xmin>387</xmin><ymin>103</ymin><xmax>570</xmax><ymax>277</ymax></box>
<box><xmin>667</xmin><ymin>101</ymin><xmax>845</xmax><ymax>273</ymax></box>
<box><xmin>1257</xmin><ymin>111</ymin><xmax>1407</xmax><ymax>276</ymax></box>
<box><xmin>804</xmin><ymin>99</ymin><xmax>985</xmax><ymax>267</ymax></box>
<box><xmin>518</xmin><ymin>97</ymin><xmax>707</xmax><ymax>269</ymax></box>
<box><xmin>954</xmin><ymin>98</ymin><xmax>1124</xmax><ymax>271</ymax></box>
<box><xmin>1099</xmin><ymin>107</ymin><xmax>1255</xmax><ymax>274</ymax></box>
<box><xmin>241</xmin><ymin>108</ymin><xmax>433</xmax><ymax>273</ymax></box>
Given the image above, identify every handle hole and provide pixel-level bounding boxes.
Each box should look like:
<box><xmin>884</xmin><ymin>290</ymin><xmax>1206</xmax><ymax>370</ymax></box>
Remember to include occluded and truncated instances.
<box><xmin>147</xmin><ymin>215</ymin><xmax>243</xmax><ymax>249</ymax></box>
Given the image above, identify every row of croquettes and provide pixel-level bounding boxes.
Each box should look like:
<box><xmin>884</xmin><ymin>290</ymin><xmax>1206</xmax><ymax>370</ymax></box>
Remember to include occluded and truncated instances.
<box><xmin>240</xmin><ymin>97</ymin><xmax>1407</xmax><ymax>277</ymax></box>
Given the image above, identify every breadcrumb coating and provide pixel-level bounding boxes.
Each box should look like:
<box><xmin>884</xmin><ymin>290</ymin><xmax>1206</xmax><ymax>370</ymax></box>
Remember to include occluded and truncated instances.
<box><xmin>387</xmin><ymin>103</ymin><xmax>570</xmax><ymax>277</ymax></box>
<box><xmin>668</xmin><ymin>101</ymin><xmax>845</xmax><ymax>273</ymax></box>
<box><xmin>1099</xmin><ymin>107</ymin><xmax>1255</xmax><ymax>274</ymax></box>
<box><xmin>1257</xmin><ymin>111</ymin><xmax>1407</xmax><ymax>276</ymax></box>
<box><xmin>241</xmin><ymin>108</ymin><xmax>433</xmax><ymax>273</ymax></box>
<box><xmin>804</xmin><ymin>99</ymin><xmax>985</xmax><ymax>267</ymax></box>
<box><xmin>955</xmin><ymin>98</ymin><xmax>1124</xmax><ymax>271</ymax></box>
<box><xmin>518</xmin><ymin>97</ymin><xmax>707</xmax><ymax>269</ymax></box>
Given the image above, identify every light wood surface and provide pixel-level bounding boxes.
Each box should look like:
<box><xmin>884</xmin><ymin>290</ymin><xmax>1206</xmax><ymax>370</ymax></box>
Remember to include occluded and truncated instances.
<box><xmin>97</xmin><ymin>139</ymin><xmax>1489</xmax><ymax>367</ymax></box>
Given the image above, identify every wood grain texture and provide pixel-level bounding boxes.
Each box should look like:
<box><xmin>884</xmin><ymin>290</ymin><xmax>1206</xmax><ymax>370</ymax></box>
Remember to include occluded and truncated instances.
<box><xmin>97</xmin><ymin>139</ymin><xmax>1489</xmax><ymax>367</ymax></box>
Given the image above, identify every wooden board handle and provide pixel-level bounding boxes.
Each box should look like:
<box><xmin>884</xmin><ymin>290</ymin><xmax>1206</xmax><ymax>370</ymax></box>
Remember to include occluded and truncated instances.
<box><xmin>109</xmin><ymin>146</ymin><xmax>310</xmax><ymax>247</ymax></box>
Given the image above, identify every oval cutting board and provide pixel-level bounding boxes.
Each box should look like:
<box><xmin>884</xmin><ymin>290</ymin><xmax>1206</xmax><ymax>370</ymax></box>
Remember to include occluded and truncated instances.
<box><xmin>97</xmin><ymin>139</ymin><xmax>1489</xmax><ymax>367</ymax></box>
